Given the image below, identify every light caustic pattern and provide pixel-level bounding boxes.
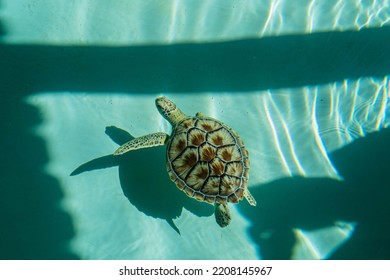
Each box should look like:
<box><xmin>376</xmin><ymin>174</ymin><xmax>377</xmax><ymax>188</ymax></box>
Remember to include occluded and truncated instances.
<box><xmin>254</xmin><ymin>76</ymin><xmax>389</xmax><ymax>182</ymax></box>
<box><xmin>259</xmin><ymin>0</ymin><xmax>390</xmax><ymax>36</ymax></box>
<box><xmin>252</xmin><ymin>77</ymin><xmax>388</xmax><ymax>259</ymax></box>
<box><xmin>317</xmin><ymin>76</ymin><xmax>389</xmax><ymax>152</ymax></box>
<box><xmin>5</xmin><ymin>0</ymin><xmax>389</xmax><ymax>45</ymax></box>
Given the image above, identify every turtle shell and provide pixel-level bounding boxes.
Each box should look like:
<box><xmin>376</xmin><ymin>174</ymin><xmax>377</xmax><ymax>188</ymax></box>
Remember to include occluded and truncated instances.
<box><xmin>166</xmin><ymin>116</ymin><xmax>249</xmax><ymax>205</ymax></box>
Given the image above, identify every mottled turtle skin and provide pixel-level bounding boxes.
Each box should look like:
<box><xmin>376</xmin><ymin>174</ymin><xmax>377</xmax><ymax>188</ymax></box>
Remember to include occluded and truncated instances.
<box><xmin>114</xmin><ymin>96</ymin><xmax>256</xmax><ymax>227</ymax></box>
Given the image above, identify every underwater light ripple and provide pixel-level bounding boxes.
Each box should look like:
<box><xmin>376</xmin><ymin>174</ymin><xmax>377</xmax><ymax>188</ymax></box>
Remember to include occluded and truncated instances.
<box><xmin>311</xmin><ymin>87</ymin><xmax>340</xmax><ymax>177</ymax></box>
<box><xmin>261</xmin><ymin>0</ymin><xmax>282</xmax><ymax>35</ymax></box>
<box><xmin>307</xmin><ymin>0</ymin><xmax>317</xmax><ymax>33</ymax></box>
<box><xmin>167</xmin><ymin>0</ymin><xmax>180</xmax><ymax>42</ymax></box>
<box><xmin>332</xmin><ymin>0</ymin><xmax>345</xmax><ymax>29</ymax></box>
<box><xmin>346</xmin><ymin>80</ymin><xmax>359</xmax><ymax>126</ymax></box>
<box><xmin>267</xmin><ymin>92</ymin><xmax>306</xmax><ymax>176</ymax></box>
<box><xmin>371</xmin><ymin>77</ymin><xmax>389</xmax><ymax>130</ymax></box>
<box><xmin>294</xmin><ymin>228</ymin><xmax>321</xmax><ymax>259</ymax></box>
<box><xmin>264</xmin><ymin>91</ymin><xmax>291</xmax><ymax>176</ymax></box>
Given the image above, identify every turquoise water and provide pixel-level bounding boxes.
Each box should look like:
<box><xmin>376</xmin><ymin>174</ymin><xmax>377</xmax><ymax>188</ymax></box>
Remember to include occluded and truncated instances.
<box><xmin>0</xmin><ymin>0</ymin><xmax>389</xmax><ymax>259</ymax></box>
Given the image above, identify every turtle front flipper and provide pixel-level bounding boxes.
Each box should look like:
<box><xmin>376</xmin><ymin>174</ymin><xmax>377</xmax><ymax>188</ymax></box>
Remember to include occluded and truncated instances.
<box><xmin>114</xmin><ymin>132</ymin><xmax>169</xmax><ymax>155</ymax></box>
<box><xmin>214</xmin><ymin>203</ymin><xmax>231</xmax><ymax>227</ymax></box>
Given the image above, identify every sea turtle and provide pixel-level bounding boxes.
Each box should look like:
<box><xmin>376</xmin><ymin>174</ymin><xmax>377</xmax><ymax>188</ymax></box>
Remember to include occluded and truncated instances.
<box><xmin>113</xmin><ymin>96</ymin><xmax>256</xmax><ymax>227</ymax></box>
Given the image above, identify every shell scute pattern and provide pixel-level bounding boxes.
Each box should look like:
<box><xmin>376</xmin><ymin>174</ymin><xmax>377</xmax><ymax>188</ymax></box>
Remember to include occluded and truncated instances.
<box><xmin>188</xmin><ymin>129</ymin><xmax>206</xmax><ymax>146</ymax></box>
<box><xmin>199</xmin><ymin>144</ymin><xmax>217</xmax><ymax>162</ymax></box>
<box><xmin>210</xmin><ymin>158</ymin><xmax>225</xmax><ymax>176</ymax></box>
<box><xmin>171</xmin><ymin>147</ymin><xmax>198</xmax><ymax>178</ymax></box>
<box><xmin>187</xmin><ymin>162</ymin><xmax>209</xmax><ymax>190</ymax></box>
<box><xmin>207</xmin><ymin>129</ymin><xmax>235</xmax><ymax>147</ymax></box>
<box><xmin>168</xmin><ymin>132</ymin><xmax>187</xmax><ymax>159</ymax></box>
<box><xmin>195</xmin><ymin>119</ymin><xmax>221</xmax><ymax>132</ymax></box>
<box><xmin>167</xmin><ymin>116</ymin><xmax>249</xmax><ymax>205</ymax></box>
<box><xmin>225</xmin><ymin>162</ymin><xmax>243</xmax><ymax>177</ymax></box>
<box><xmin>175</xmin><ymin>118</ymin><xmax>196</xmax><ymax>134</ymax></box>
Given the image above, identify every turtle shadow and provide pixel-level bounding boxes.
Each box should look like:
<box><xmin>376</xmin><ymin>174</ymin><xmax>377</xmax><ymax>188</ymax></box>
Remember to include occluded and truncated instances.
<box><xmin>239</xmin><ymin>127</ymin><xmax>390</xmax><ymax>259</ymax></box>
<box><xmin>71</xmin><ymin>126</ymin><xmax>213</xmax><ymax>234</ymax></box>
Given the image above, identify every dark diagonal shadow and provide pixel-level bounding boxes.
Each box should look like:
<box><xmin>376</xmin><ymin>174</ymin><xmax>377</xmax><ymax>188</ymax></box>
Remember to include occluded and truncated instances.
<box><xmin>240</xmin><ymin>127</ymin><xmax>390</xmax><ymax>259</ymax></box>
<box><xmin>1</xmin><ymin>27</ymin><xmax>389</xmax><ymax>95</ymax></box>
<box><xmin>71</xmin><ymin>126</ymin><xmax>213</xmax><ymax>234</ymax></box>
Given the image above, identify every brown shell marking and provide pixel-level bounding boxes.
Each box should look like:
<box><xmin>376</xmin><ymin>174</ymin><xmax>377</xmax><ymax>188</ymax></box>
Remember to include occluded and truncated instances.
<box><xmin>196</xmin><ymin>119</ymin><xmax>221</xmax><ymax>131</ymax></box>
<box><xmin>175</xmin><ymin>118</ymin><xmax>196</xmax><ymax>134</ymax></box>
<box><xmin>217</xmin><ymin>145</ymin><xmax>242</xmax><ymax>162</ymax></box>
<box><xmin>167</xmin><ymin>116</ymin><xmax>249</xmax><ymax>205</ymax></box>
<box><xmin>207</xmin><ymin>129</ymin><xmax>235</xmax><ymax>147</ymax></box>
<box><xmin>171</xmin><ymin>147</ymin><xmax>197</xmax><ymax>177</ymax></box>
<box><xmin>202</xmin><ymin>177</ymin><xmax>220</xmax><ymax>195</ymax></box>
<box><xmin>225</xmin><ymin>162</ymin><xmax>243</xmax><ymax>177</ymax></box>
<box><xmin>186</xmin><ymin>162</ymin><xmax>209</xmax><ymax>190</ymax></box>
<box><xmin>210</xmin><ymin>158</ymin><xmax>225</xmax><ymax>176</ymax></box>
<box><xmin>199</xmin><ymin>144</ymin><xmax>217</xmax><ymax>161</ymax></box>
<box><xmin>168</xmin><ymin>132</ymin><xmax>187</xmax><ymax>159</ymax></box>
<box><xmin>188</xmin><ymin>128</ymin><xmax>205</xmax><ymax>146</ymax></box>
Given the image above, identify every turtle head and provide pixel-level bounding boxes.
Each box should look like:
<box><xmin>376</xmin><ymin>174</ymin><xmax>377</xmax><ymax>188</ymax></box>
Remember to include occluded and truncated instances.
<box><xmin>155</xmin><ymin>96</ymin><xmax>188</xmax><ymax>125</ymax></box>
<box><xmin>215</xmin><ymin>203</ymin><xmax>231</xmax><ymax>227</ymax></box>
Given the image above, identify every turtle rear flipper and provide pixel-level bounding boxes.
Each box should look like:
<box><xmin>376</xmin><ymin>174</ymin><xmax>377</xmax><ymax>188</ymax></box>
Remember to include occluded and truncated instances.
<box><xmin>214</xmin><ymin>203</ymin><xmax>231</xmax><ymax>227</ymax></box>
<box><xmin>114</xmin><ymin>132</ymin><xmax>169</xmax><ymax>155</ymax></box>
<box><xmin>244</xmin><ymin>189</ymin><xmax>257</xmax><ymax>206</ymax></box>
